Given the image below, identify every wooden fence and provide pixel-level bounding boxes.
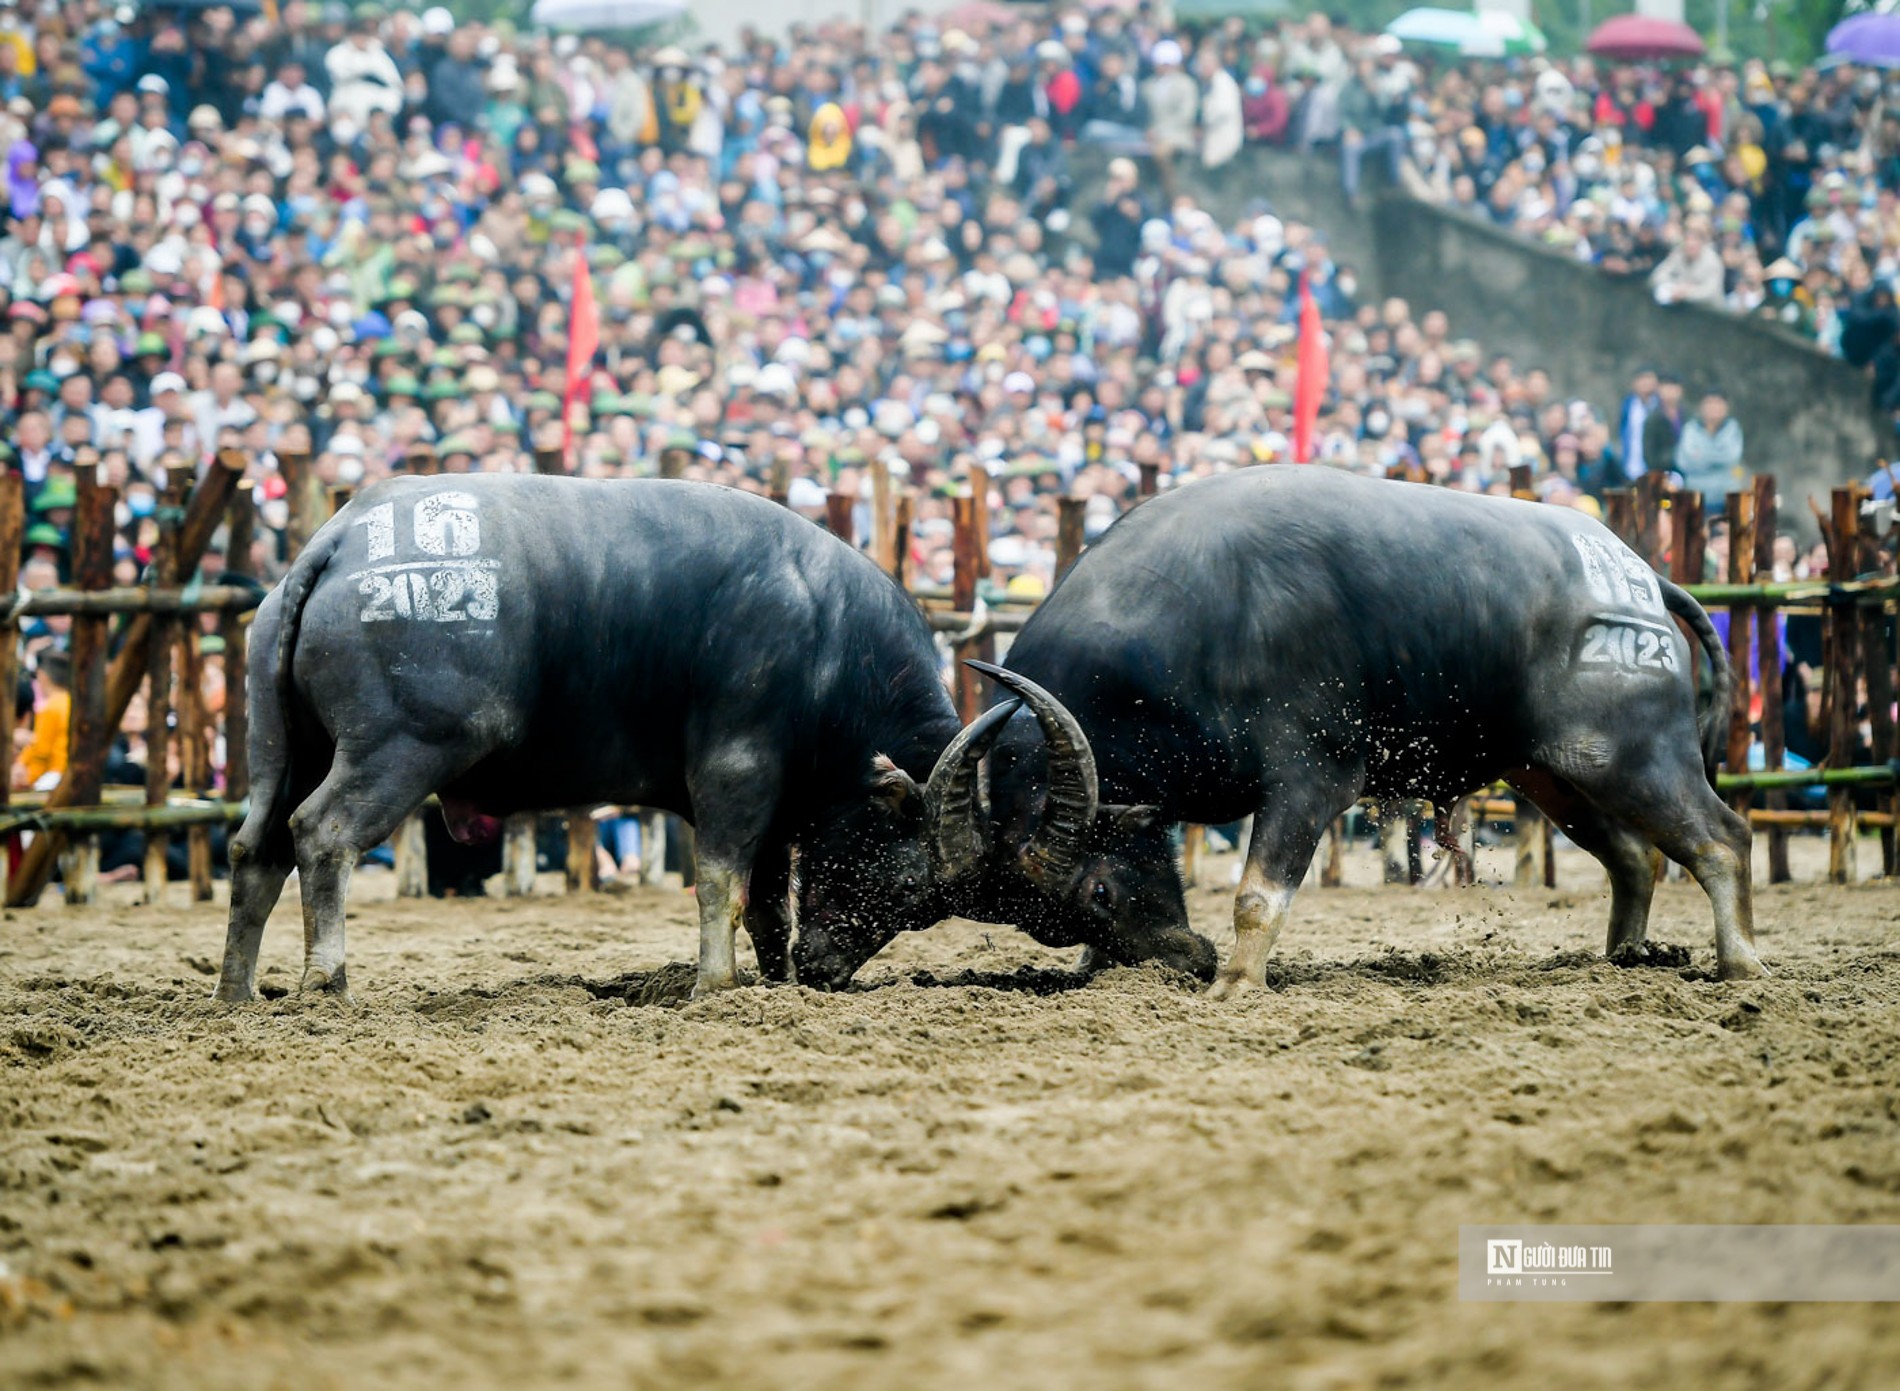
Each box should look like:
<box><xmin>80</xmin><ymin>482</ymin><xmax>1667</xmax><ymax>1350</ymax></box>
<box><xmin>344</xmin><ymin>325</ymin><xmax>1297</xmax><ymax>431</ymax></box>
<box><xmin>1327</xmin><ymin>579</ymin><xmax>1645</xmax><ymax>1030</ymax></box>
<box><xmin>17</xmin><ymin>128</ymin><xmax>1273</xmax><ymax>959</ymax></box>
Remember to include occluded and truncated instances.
<box><xmin>2</xmin><ymin>455</ymin><xmax>1893</xmax><ymax>906</ymax></box>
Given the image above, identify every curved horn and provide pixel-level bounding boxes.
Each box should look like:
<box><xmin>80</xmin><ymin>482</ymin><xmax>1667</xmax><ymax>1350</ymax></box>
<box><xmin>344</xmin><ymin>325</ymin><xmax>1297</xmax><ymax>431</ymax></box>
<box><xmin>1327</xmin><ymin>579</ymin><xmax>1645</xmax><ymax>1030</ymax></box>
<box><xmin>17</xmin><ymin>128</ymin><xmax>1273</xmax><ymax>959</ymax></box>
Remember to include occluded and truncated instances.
<box><xmin>965</xmin><ymin>660</ymin><xmax>1099</xmax><ymax>888</ymax></box>
<box><xmin>923</xmin><ymin>697</ymin><xmax>1021</xmax><ymax>880</ymax></box>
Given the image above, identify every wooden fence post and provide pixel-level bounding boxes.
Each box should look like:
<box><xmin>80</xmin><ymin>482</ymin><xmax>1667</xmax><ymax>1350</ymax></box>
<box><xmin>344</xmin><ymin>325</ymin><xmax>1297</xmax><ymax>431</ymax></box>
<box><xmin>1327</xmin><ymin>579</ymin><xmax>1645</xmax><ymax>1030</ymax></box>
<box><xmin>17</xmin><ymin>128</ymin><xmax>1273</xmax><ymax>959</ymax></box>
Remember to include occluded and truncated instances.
<box><xmin>1825</xmin><ymin>486</ymin><xmax>1862</xmax><ymax>884</ymax></box>
<box><xmin>1180</xmin><ymin>822</ymin><xmax>1204</xmax><ymax>888</ymax></box>
<box><xmin>870</xmin><ymin>456</ymin><xmax>895</xmax><ymax>575</ymax></box>
<box><xmin>278</xmin><ymin>449</ymin><xmax>327</xmax><ymax>561</ymax></box>
<box><xmin>825</xmin><ymin>492</ymin><xmax>855</xmax><ymax>545</ymax></box>
<box><xmin>566</xmin><ymin>807</ymin><xmax>599</xmax><ymax>893</ymax></box>
<box><xmin>1056</xmin><ymin>497</ymin><xmax>1086</xmax><ymax>582</ymax></box>
<box><xmin>221</xmin><ymin>480</ymin><xmax>255</xmax><ymax>802</ymax></box>
<box><xmin>0</xmin><ymin>476</ymin><xmax>23</xmax><ymax>847</ymax></box>
<box><xmin>892</xmin><ymin>495</ymin><xmax>914</xmax><ymax>592</ymax></box>
<box><xmin>1752</xmin><ymin>476</ymin><xmax>1790</xmax><ymax>883</ymax></box>
<box><xmin>393</xmin><ymin>813</ymin><xmax>428</xmax><ymax>897</ymax></box>
<box><xmin>1723</xmin><ymin>488</ymin><xmax>1756</xmax><ymax>819</ymax></box>
<box><xmin>1634</xmin><ymin>471</ymin><xmax>1669</xmax><ymax>570</ymax></box>
<box><xmin>1603</xmin><ymin>488</ymin><xmax>1636</xmax><ymax>551</ymax></box>
<box><xmin>639</xmin><ymin>808</ymin><xmax>668</xmax><ymax>886</ymax></box>
<box><xmin>7</xmin><ymin>451</ymin><xmax>246</xmax><ymax>906</ymax></box>
<box><xmin>60</xmin><ymin>466</ymin><xmax>117</xmax><ymax>905</ymax></box>
<box><xmin>1671</xmin><ymin>490</ymin><xmax>1706</xmax><ymax>583</ymax></box>
<box><xmin>1137</xmin><ymin>462</ymin><xmax>1160</xmax><ymax>500</ymax></box>
<box><xmin>1858</xmin><ymin>499</ymin><xmax>1898</xmax><ymax>877</ymax></box>
<box><xmin>143</xmin><ymin>474</ymin><xmax>185</xmax><ymax>905</ymax></box>
<box><xmin>533</xmin><ymin>445</ymin><xmax>565</xmax><ymax>476</ymax></box>
<box><xmin>503</xmin><ymin>813</ymin><xmax>537</xmax><ymax>896</ymax></box>
<box><xmin>767</xmin><ymin>454</ymin><xmax>791</xmax><ymax>509</ymax></box>
<box><xmin>178</xmin><ymin>619</ymin><xmax>212</xmax><ymax>902</ymax></box>
<box><xmin>951</xmin><ymin>492</ymin><xmax>988</xmax><ymax>724</ymax></box>
<box><xmin>1319</xmin><ymin>815</ymin><xmax>1344</xmax><ymax>888</ymax></box>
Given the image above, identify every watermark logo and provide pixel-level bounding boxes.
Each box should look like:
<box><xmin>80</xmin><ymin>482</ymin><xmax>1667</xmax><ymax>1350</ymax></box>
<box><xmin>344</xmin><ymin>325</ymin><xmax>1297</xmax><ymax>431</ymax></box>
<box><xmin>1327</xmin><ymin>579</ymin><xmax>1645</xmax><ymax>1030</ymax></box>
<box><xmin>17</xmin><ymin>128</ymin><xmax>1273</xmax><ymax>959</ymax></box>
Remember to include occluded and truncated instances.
<box><xmin>1461</xmin><ymin>1225</ymin><xmax>1900</xmax><ymax>1301</ymax></box>
<box><xmin>1480</xmin><ymin>1236</ymin><xmax>1614</xmax><ymax>1288</ymax></box>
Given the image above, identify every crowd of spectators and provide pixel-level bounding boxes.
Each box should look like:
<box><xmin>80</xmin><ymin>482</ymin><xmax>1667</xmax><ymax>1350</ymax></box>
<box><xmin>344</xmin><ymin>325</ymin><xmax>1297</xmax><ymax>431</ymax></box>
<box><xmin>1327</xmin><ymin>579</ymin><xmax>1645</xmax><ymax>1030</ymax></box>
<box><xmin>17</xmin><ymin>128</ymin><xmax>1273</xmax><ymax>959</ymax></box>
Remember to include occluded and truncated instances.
<box><xmin>0</xmin><ymin>0</ymin><xmax>1885</xmax><ymax>817</ymax></box>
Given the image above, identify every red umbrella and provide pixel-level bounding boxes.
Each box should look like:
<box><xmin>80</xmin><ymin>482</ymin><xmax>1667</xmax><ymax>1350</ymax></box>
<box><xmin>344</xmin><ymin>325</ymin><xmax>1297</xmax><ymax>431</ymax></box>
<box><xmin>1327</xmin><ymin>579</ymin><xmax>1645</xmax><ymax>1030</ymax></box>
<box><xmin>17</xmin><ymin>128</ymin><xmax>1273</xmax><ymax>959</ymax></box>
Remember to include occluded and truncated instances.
<box><xmin>1585</xmin><ymin>15</ymin><xmax>1706</xmax><ymax>61</ymax></box>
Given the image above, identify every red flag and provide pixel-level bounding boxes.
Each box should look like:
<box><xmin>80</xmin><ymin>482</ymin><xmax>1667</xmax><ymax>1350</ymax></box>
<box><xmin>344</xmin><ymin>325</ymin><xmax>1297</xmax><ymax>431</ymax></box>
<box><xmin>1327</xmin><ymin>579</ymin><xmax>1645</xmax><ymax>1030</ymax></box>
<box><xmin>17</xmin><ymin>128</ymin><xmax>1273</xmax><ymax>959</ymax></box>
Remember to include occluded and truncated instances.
<box><xmin>561</xmin><ymin>244</ymin><xmax>600</xmax><ymax>467</ymax></box>
<box><xmin>1291</xmin><ymin>269</ymin><xmax>1328</xmax><ymax>464</ymax></box>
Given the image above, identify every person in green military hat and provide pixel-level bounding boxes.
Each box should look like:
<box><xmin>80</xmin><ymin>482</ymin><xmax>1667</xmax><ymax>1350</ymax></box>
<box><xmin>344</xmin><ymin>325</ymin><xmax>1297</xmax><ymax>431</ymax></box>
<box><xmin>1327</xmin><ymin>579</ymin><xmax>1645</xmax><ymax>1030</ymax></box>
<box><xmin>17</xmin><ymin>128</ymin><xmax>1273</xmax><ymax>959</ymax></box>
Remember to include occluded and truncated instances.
<box><xmin>382</xmin><ymin>275</ymin><xmax>419</xmax><ymax>305</ymax></box>
<box><xmin>24</xmin><ymin>522</ymin><xmax>65</xmax><ymax>551</ymax></box>
<box><xmin>493</xmin><ymin>418</ymin><xmax>521</xmax><ymax>438</ymax></box>
<box><xmin>426</xmin><ymin>284</ymin><xmax>465</xmax><ymax>309</ymax></box>
<box><xmin>134</xmin><ymin>331</ymin><xmax>168</xmax><ymax>360</ymax></box>
<box><xmin>429</xmin><ymin>347</ymin><xmax>460</xmax><ymax>372</ymax></box>
<box><xmin>21</xmin><ymin>369</ymin><xmax>59</xmax><ymax>399</ymax></box>
<box><xmin>31</xmin><ymin>477</ymin><xmax>77</xmax><ymax>539</ymax></box>
<box><xmin>448</xmin><ymin>322</ymin><xmax>485</xmax><ymax>345</ymax></box>
<box><xmin>548</xmin><ymin>209</ymin><xmax>587</xmax><ymax>237</ymax></box>
<box><xmin>371</xmin><ymin>337</ymin><xmax>410</xmax><ymax>361</ymax></box>
<box><xmin>119</xmin><ymin>268</ymin><xmax>154</xmax><ymax>295</ymax></box>
<box><xmin>623</xmin><ymin>392</ymin><xmax>656</xmax><ymax>418</ymax></box>
<box><xmin>564</xmin><ymin>157</ymin><xmax>601</xmax><ymax>189</ymax></box>
<box><xmin>444</xmin><ymin>263</ymin><xmax>480</xmax><ymax>284</ymax></box>
<box><xmin>436</xmin><ymin>433</ymin><xmax>477</xmax><ymax>468</ymax></box>
<box><xmin>423</xmin><ymin>377</ymin><xmax>461</xmax><ymax>402</ymax></box>
<box><xmin>526</xmin><ymin>389</ymin><xmax>562</xmax><ymax>414</ymax></box>
<box><xmin>589</xmin><ymin>245</ymin><xmax>625</xmax><ymax>272</ymax></box>
<box><xmin>384</xmin><ymin>372</ymin><xmax>421</xmax><ymax>400</ymax></box>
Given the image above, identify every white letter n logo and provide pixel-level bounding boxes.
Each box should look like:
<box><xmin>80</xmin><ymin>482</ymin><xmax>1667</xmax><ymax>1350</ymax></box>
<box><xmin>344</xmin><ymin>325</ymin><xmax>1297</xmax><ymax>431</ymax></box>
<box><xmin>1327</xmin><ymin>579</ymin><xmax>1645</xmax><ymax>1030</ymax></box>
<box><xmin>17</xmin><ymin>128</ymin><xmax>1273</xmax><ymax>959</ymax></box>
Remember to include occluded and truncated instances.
<box><xmin>1487</xmin><ymin>1240</ymin><xmax>1521</xmax><ymax>1274</ymax></box>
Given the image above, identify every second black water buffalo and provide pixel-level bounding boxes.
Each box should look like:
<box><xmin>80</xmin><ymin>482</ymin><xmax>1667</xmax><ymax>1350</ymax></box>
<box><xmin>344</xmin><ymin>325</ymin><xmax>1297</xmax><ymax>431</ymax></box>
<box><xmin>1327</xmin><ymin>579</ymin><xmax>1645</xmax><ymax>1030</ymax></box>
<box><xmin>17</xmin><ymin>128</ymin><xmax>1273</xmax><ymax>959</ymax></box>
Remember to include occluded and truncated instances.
<box><xmin>795</xmin><ymin>466</ymin><xmax>1765</xmax><ymax>993</ymax></box>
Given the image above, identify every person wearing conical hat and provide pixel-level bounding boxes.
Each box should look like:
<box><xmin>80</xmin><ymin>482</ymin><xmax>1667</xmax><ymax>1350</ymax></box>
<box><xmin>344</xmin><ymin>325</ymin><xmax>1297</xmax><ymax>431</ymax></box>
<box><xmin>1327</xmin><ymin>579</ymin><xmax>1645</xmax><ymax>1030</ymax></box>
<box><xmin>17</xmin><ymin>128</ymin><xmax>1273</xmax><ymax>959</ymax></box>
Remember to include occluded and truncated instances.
<box><xmin>1756</xmin><ymin>257</ymin><xmax>1815</xmax><ymax>337</ymax></box>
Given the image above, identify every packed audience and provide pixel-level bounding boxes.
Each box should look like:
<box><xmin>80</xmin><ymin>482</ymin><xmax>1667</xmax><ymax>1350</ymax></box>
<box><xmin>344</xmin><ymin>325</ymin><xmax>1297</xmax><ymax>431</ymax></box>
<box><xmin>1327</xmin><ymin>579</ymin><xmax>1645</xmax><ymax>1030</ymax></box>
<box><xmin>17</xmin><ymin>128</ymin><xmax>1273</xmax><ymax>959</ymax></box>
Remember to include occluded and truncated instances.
<box><xmin>0</xmin><ymin>1</ymin><xmax>1886</xmax><ymax>823</ymax></box>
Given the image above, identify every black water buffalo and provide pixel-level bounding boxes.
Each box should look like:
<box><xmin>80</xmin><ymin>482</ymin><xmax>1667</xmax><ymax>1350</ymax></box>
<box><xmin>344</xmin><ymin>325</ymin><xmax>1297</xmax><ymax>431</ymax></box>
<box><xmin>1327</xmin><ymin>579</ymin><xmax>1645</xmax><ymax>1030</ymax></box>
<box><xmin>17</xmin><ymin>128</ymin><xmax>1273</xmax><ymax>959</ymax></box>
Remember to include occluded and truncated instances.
<box><xmin>214</xmin><ymin>475</ymin><xmax>984</xmax><ymax>1002</ymax></box>
<box><xmin>794</xmin><ymin>466</ymin><xmax>1765</xmax><ymax>993</ymax></box>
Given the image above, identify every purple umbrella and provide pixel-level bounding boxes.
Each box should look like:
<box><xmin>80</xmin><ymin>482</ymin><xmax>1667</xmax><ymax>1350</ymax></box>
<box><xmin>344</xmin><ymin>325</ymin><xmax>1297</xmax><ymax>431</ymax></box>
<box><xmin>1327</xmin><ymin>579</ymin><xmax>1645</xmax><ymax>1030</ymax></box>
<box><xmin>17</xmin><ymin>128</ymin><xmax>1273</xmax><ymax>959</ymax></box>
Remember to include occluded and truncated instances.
<box><xmin>1826</xmin><ymin>13</ymin><xmax>1900</xmax><ymax>70</ymax></box>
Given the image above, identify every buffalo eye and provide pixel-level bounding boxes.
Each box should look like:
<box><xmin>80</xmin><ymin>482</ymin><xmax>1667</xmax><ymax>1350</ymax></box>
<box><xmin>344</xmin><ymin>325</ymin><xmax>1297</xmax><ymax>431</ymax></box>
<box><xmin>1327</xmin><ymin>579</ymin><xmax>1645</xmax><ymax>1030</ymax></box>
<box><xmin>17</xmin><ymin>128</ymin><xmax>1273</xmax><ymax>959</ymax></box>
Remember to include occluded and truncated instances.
<box><xmin>1091</xmin><ymin>880</ymin><xmax>1112</xmax><ymax>905</ymax></box>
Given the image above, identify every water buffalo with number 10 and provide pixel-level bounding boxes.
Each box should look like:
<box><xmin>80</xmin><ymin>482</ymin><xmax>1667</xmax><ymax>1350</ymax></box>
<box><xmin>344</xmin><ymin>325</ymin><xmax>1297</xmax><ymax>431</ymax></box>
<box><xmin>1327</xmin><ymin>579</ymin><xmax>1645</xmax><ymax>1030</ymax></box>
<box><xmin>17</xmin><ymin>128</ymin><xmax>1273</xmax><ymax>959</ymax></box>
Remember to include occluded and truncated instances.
<box><xmin>791</xmin><ymin>466</ymin><xmax>1766</xmax><ymax>993</ymax></box>
<box><xmin>214</xmin><ymin>474</ymin><xmax>1211</xmax><ymax>1005</ymax></box>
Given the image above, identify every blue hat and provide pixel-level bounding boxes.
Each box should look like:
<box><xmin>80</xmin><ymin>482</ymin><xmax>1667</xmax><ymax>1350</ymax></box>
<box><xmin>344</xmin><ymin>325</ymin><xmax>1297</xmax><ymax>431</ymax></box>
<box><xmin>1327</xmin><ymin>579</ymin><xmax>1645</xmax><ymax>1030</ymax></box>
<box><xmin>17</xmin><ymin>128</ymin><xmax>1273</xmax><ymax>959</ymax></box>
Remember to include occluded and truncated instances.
<box><xmin>352</xmin><ymin>311</ymin><xmax>392</xmax><ymax>341</ymax></box>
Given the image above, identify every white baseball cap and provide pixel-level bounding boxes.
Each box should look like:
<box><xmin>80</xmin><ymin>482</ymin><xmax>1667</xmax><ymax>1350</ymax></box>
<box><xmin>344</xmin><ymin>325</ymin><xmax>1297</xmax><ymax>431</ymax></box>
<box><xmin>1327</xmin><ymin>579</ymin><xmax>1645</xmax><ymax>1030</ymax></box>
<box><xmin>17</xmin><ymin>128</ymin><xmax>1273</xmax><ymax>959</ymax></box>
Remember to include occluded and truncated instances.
<box><xmin>150</xmin><ymin>372</ymin><xmax>186</xmax><ymax>395</ymax></box>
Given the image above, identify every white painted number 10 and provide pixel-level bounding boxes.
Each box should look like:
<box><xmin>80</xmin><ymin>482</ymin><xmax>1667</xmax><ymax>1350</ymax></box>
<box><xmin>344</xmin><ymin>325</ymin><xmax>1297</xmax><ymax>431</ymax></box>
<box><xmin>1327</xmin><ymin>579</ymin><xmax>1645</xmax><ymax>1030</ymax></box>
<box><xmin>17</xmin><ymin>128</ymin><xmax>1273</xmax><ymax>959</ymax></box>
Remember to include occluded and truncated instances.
<box><xmin>353</xmin><ymin>494</ymin><xmax>482</xmax><ymax>562</ymax></box>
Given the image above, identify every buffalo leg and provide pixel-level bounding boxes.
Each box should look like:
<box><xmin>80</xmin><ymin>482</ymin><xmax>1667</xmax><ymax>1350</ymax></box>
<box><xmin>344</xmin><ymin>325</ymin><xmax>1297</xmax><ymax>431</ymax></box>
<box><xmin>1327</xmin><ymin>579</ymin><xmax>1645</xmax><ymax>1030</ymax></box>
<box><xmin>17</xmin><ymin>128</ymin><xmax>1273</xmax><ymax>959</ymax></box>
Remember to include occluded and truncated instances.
<box><xmin>1560</xmin><ymin>762</ymin><xmax>1765</xmax><ymax>980</ymax></box>
<box><xmin>688</xmin><ymin>746</ymin><xmax>781</xmax><ymax>998</ymax></box>
<box><xmin>288</xmin><ymin>747</ymin><xmax>458</xmax><ymax>996</ymax></box>
<box><xmin>745</xmin><ymin>841</ymin><xmax>794</xmax><ymax>983</ymax></box>
<box><xmin>1515</xmin><ymin>771</ymin><xmax>1660</xmax><ymax>955</ymax></box>
<box><xmin>1211</xmin><ymin>780</ymin><xmax>1356</xmax><ymax>999</ymax></box>
<box><xmin>215</xmin><ymin>820</ymin><xmax>295</xmax><ymax>1004</ymax></box>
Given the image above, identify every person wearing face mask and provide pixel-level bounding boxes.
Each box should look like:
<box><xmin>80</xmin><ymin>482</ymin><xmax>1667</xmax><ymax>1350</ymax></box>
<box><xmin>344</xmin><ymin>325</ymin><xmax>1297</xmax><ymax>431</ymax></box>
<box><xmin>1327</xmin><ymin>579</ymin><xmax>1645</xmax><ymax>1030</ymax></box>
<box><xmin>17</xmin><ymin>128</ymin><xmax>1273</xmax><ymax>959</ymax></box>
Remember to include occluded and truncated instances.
<box><xmin>1756</xmin><ymin>256</ymin><xmax>1816</xmax><ymax>337</ymax></box>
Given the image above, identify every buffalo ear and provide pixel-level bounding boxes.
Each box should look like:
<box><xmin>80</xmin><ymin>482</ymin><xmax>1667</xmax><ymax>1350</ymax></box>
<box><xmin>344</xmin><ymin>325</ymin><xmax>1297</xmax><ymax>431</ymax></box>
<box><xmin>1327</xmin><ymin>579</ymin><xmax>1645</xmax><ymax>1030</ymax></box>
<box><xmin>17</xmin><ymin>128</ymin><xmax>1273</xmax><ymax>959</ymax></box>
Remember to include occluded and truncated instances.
<box><xmin>868</xmin><ymin>754</ymin><xmax>925</xmax><ymax>822</ymax></box>
<box><xmin>1099</xmin><ymin>803</ymin><xmax>1164</xmax><ymax>833</ymax></box>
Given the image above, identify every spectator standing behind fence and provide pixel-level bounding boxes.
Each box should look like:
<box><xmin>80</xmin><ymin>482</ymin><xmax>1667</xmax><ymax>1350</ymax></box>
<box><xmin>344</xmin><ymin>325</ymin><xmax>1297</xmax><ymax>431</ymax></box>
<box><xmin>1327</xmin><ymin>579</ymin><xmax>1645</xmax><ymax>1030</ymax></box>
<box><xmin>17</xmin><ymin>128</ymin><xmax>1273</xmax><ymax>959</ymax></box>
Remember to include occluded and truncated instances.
<box><xmin>1619</xmin><ymin>367</ymin><xmax>1659</xmax><ymax>480</ymax></box>
<box><xmin>1643</xmin><ymin>374</ymin><xmax>1686</xmax><ymax>479</ymax></box>
<box><xmin>1675</xmin><ymin>390</ymin><xmax>1746</xmax><ymax>501</ymax></box>
<box><xmin>13</xmin><ymin>650</ymin><xmax>68</xmax><ymax>793</ymax></box>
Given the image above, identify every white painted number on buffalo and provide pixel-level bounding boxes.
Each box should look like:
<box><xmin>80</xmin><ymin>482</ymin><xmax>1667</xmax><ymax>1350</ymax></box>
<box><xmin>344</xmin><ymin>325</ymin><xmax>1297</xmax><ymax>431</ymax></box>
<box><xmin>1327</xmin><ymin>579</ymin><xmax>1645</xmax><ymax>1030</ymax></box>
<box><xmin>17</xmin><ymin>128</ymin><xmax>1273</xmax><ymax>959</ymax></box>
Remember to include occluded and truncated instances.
<box><xmin>1579</xmin><ymin>618</ymin><xmax>1678</xmax><ymax>675</ymax></box>
<box><xmin>412</xmin><ymin>491</ymin><xmax>482</xmax><ymax>557</ymax></box>
<box><xmin>1571</xmin><ymin>535</ymin><xmax>1663</xmax><ymax>615</ymax></box>
<box><xmin>348</xmin><ymin>491</ymin><xmax>501</xmax><ymax>628</ymax></box>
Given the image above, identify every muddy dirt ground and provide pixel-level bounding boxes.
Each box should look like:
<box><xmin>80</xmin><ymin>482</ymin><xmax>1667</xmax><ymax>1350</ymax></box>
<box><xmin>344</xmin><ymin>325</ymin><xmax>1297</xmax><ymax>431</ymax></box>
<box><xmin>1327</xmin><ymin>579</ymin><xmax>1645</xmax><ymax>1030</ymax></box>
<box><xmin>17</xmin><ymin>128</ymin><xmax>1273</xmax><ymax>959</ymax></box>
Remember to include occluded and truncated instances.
<box><xmin>3</xmin><ymin>838</ymin><xmax>1898</xmax><ymax>1390</ymax></box>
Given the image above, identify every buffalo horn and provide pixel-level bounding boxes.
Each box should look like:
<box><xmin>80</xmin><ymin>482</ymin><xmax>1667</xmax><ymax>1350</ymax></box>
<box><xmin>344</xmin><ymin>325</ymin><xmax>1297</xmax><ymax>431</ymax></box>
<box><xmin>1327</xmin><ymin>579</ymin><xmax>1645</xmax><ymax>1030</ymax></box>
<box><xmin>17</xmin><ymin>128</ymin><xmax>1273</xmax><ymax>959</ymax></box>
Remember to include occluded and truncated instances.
<box><xmin>923</xmin><ymin>697</ymin><xmax>1021</xmax><ymax>879</ymax></box>
<box><xmin>964</xmin><ymin>661</ymin><xmax>1100</xmax><ymax>888</ymax></box>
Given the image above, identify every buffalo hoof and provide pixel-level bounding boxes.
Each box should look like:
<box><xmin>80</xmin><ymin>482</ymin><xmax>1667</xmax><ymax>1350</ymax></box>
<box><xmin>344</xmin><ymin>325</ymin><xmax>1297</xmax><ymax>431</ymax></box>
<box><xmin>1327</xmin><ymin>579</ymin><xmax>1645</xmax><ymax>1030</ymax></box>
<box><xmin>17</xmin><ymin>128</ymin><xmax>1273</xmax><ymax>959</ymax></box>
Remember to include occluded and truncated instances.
<box><xmin>1716</xmin><ymin>956</ymin><xmax>1770</xmax><ymax>981</ymax></box>
<box><xmin>299</xmin><ymin>965</ymin><xmax>351</xmax><ymax>998</ymax></box>
<box><xmin>691</xmin><ymin>972</ymin><xmax>738</xmax><ymax>1001</ymax></box>
<box><xmin>212</xmin><ymin>982</ymin><xmax>257</xmax><ymax>1006</ymax></box>
<box><xmin>1206</xmin><ymin>972</ymin><xmax>1259</xmax><ymax>1001</ymax></box>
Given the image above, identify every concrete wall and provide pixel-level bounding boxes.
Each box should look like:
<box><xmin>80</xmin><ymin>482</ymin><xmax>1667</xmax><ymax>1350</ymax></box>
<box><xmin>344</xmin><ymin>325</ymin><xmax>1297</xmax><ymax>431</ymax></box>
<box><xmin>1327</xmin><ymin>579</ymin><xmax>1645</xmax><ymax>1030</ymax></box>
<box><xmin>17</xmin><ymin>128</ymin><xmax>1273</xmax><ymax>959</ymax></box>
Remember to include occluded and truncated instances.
<box><xmin>1068</xmin><ymin>145</ymin><xmax>1890</xmax><ymax>521</ymax></box>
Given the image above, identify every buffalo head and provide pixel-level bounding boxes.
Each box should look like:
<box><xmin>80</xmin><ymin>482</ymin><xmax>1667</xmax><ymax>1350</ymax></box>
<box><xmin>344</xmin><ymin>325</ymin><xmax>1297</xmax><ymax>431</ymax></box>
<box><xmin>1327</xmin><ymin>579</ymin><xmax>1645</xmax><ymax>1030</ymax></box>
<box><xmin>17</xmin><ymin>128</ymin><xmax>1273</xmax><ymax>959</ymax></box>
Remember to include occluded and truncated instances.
<box><xmin>792</xmin><ymin>663</ymin><xmax>1216</xmax><ymax>988</ymax></box>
